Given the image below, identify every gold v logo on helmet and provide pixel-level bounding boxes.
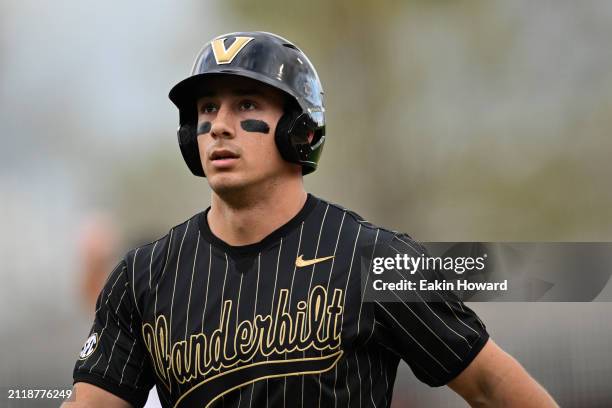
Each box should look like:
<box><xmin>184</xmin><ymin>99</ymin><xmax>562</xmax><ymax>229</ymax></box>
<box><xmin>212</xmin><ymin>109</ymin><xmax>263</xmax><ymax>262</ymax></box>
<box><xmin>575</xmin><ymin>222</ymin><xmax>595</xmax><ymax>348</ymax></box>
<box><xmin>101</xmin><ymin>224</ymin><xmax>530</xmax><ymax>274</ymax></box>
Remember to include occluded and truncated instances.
<box><xmin>211</xmin><ymin>37</ymin><xmax>254</xmax><ymax>65</ymax></box>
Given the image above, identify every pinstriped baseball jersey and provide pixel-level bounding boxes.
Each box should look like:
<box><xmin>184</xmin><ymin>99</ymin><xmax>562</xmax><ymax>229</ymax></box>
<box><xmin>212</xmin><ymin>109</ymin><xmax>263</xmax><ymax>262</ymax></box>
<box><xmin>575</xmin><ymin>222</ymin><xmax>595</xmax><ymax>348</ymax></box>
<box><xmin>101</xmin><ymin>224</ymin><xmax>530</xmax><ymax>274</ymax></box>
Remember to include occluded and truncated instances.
<box><xmin>73</xmin><ymin>194</ymin><xmax>489</xmax><ymax>407</ymax></box>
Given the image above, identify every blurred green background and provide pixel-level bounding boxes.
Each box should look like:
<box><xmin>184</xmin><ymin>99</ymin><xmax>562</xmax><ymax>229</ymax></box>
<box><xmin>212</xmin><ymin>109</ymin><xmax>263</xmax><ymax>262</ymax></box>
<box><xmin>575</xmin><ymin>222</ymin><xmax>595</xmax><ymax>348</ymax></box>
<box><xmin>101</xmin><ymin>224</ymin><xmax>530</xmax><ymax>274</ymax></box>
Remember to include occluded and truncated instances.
<box><xmin>1</xmin><ymin>0</ymin><xmax>611</xmax><ymax>406</ymax></box>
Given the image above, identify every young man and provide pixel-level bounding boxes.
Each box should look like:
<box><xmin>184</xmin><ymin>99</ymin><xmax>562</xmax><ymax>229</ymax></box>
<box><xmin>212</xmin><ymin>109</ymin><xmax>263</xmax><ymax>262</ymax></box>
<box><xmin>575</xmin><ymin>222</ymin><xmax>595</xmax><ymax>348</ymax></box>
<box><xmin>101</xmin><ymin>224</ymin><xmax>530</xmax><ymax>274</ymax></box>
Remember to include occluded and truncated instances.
<box><xmin>66</xmin><ymin>32</ymin><xmax>557</xmax><ymax>407</ymax></box>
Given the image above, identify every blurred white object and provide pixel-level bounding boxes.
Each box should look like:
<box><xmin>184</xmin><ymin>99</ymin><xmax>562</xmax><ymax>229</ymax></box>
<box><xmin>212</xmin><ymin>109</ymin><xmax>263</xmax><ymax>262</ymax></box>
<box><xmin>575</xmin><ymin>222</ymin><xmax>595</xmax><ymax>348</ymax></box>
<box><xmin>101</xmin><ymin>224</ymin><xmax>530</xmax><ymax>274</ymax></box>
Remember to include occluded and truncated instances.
<box><xmin>144</xmin><ymin>387</ymin><xmax>163</xmax><ymax>408</ymax></box>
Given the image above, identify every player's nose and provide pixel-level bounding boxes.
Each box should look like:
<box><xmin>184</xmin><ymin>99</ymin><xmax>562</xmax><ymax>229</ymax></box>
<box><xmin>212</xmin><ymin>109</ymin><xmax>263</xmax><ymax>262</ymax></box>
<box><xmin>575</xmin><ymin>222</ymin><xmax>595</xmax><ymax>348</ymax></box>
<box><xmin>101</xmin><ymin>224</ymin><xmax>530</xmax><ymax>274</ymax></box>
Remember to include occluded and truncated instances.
<box><xmin>210</xmin><ymin>105</ymin><xmax>235</xmax><ymax>140</ymax></box>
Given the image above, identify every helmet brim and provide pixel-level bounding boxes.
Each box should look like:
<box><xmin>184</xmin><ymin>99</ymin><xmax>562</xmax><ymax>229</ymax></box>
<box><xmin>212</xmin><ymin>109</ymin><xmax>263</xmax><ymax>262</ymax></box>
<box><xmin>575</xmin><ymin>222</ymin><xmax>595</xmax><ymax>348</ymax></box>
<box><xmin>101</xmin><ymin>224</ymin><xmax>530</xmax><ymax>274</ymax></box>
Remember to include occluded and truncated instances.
<box><xmin>168</xmin><ymin>70</ymin><xmax>306</xmax><ymax>113</ymax></box>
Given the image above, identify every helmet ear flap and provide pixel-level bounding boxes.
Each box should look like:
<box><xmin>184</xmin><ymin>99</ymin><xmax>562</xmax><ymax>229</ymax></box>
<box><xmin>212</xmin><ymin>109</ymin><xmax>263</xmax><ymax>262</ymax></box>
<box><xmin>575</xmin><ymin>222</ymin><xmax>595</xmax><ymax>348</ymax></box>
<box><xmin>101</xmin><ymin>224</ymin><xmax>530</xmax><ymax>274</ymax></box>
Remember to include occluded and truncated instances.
<box><xmin>177</xmin><ymin>124</ymin><xmax>206</xmax><ymax>177</ymax></box>
<box><xmin>274</xmin><ymin>111</ymin><xmax>319</xmax><ymax>174</ymax></box>
<box><xmin>274</xmin><ymin>112</ymin><xmax>301</xmax><ymax>163</ymax></box>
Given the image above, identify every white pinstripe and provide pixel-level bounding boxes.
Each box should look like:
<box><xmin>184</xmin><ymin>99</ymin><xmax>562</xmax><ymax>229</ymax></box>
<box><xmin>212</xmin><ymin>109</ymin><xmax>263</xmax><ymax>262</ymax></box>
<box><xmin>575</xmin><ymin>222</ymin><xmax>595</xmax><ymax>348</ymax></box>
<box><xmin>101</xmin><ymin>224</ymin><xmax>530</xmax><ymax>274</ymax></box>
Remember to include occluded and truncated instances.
<box><xmin>301</xmin><ymin>205</ymin><xmax>329</xmax><ymax>408</ymax></box>
<box><xmin>358</xmin><ymin>228</ymin><xmax>380</xmax><ymax>334</ymax></box>
<box><xmin>92</xmin><ymin>280</ymin><xmax>127</xmax><ymax>376</ymax></box>
<box><xmin>476</xmin><ymin>313</ymin><xmax>486</xmax><ymax>330</ymax></box>
<box><xmin>308</xmin><ymin>204</ymin><xmax>330</xmax><ymax>295</ymax></box>
<box><xmin>389</xmin><ymin>237</ymin><xmax>450</xmax><ymax>304</ymax></box>
<box><xmin>355</xmin><ymin>353</ymin><xmax>363</xmax><ymax>408</ymax></box>
<box><xmin>376</xmin><ymin>342</ymin><xmax>401</xmax><ymax>359</ymax></box>
<box><xmin>169</xmin><ymin>220</ymin><xmax>190</xmax><ymax>343</ymax></box>
<box><xmin>325</xmin><ymin>212</ymin><xmax>346</xmax><ymax>292</ymax></box>
<box><xmin>386</xmin><ymin>271</ymin><xmax>464</xmax><ymax>361</ymax></box>
<box><xmin>87</xmin><ymin>310</ymin><xmax>110</xmax><ymax>373</ymax></box>
<box><xmin>236</xmin><ymin>273</ymin><xmax>244</xmax><ymax>408</ymax></box>
<box><xmin>134</xmin><ymin>358</ymin><xmax>145</xmax><ymax>386</ymax></box>
<box><xmin>238</xmin><ymin>385</ymin><xmax>244</xmax><ymax>407</ymax></box>
<box><xmin>270</xmin><ymin>239</ymin><xmax>283</xmax><ymax>320</ymax></box>
<box><xmin>365</xmin><ymin>306</ymin><xmax>380</xmax><ymax>348</ymax></box>
<box><xmin>344</xmin><ymin>358</ymin><xmax>351</xmax><ymax>406</ymax></box>
<box><xmin>267</xmin><ymin>238</ymin><xmax>283</xmax><ymax>408</ymax></box>
<box><xmin>377</xmin><ymin>335</ymin><xmax>440</xmax><ymax>385</ymax></box>
<box><xmin>119</xmin><ymin>338</ymin><xmax>135</xmax><ymax>385</ymax></box>
<box><xmin>254</xmin><ymin>253</ymin><xmax>261</xmax><ymax>321</ymax></box>
<box><xmin>387</xmin><ymin>245</ymin><xmax>472</xmax><ymax>348</ymax></box>
<box><xmin>114</xmin><ymin>283</ymin><xmax>128</xmax><ymax>314</ymax></box>
<box><xmin>100</xmin><ymin>266</ymin><xmax>124</xmax><ymax>311</ymax></box>
<box><xmin>119</xmin><ymin>313</ymin><xmax>136</xmax><ymax>385</ymax></box>
<box><xmin>149</xmin><ymin>241</ymin><xmax>158</xmax><ymax>290</ymax></box>
<box><xmin>184</xmin><ymin>232</ymin><xmax>200</xmax><ymax>341</ymax></box>
<box><xmin>236</xmin><ymin>274</ymin><xmax>244</xmax><ymax>327</ymax></box>
<box><xmin>157</xmin><ymin>388</ymin><xmax>173</xmax><ymax>408</ymax></box>
<box><xmin>78</xmin><ymin>307</ymin><xmax>110</xmax><ymax>371</ymax></box>
<box><xmin>331</xmin><ymin>224</ymin><xmax>362</xmax><ymax>405</ymax></box>
<box><xmin>392</xmin><ymin>236</ymin><xmax>421</xmax><ymax>255</ymax></box>
<box><xmin>378</xmin><ymin>349</ymin><xmax>388</xmax><ymax>408</ymax></box>
<box><xmin>100</xmin><ymin>284</ymin><xmax>128</xmax><ymax>377</ymax></box>
<box><xmin>444</xmin><ymin>300</ymin><xmax>481</xmax><ymax>337</ymax></box>
<box><xmin>87</xmin><ymin>353</ymin><xmax>103</xmax><ymax>375</ymax></box>
<box><xmin>284</xmin><ymin>223</ymin><xmax>304</xmax><ymax>405</ymax></box>
<box><xmin>457</xmin><ymin>301</ymin><xmax>487</xmax><ymax>330</ymax></box>
<box><xmin>326</xmin><ymin>212</ymin><xmax>346</xmax><ymax>408</ymax></box>
<box><xmin>201</xmin><ymin>241</ymin><xmax>212</xmax><ymax>332</ymax></box>
<box><xmin>220</xmin><ymin>252</ymin><xmax>228</xmax><ymax>325</ymax></box>
<box><xmin>118</xmin><ymin>312</ymin><xmax>135</xmax><ymax>386</ymax></box>
<box><xmin>375</xmin><ymin>301</ymin><xmax>450</xmax><ymax>373</ymax></box>
<box><xmin>102</xmin><ymin>327</ymin><xmax>121</xmax><ymax>378</ymax></box>
<box><xmin>367</xmin><ymin>352</ymin><xmax>377</xmax><ymax>408</ymax></box>
<box><xmin>155</xmin><ymin>228</ymin><xmax>174</xmax><ymax>316</ymax></box>
<box><xmin>132</xmin><ymin>247</ymin><xmax>142</xmax><ymax>318</ymax></box>
<box><xmin>287</xmin><ymin>223</ymin><xmax>305</xmax><ymax>312</ymax></box>
<box><xmin>248</xmin><ymin>253</ymin><xmax>261</xmax><ymax>408</ymax></box>
<box><xmin>331</xmin><ymin>358</ymin><xmax>339</xmax><ymax>408</ymax></box>
<box><xmin>95</xmin><ymin>263</ymin><xmax>124</xmax><ymax>314</ymax></box>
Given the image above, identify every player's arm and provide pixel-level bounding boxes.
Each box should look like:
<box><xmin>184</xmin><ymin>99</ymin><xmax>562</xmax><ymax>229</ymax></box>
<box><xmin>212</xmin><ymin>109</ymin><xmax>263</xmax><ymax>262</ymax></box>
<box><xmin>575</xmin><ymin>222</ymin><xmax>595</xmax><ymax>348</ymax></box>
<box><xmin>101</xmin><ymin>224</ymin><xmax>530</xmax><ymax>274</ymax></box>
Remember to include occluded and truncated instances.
<box><xmin>70</xmin><ymin>257</ymin><xmax>155</xmax><ymax>408</ymax></box>
<box><xmin>447</xmin><ymin>338</ymin><xmax>558</xmax><ymax>407</ymax></box>
<box><xmin>61</xmin><ymin>383</ymin><xmax>133</xmax><ymax>408</ymax></box>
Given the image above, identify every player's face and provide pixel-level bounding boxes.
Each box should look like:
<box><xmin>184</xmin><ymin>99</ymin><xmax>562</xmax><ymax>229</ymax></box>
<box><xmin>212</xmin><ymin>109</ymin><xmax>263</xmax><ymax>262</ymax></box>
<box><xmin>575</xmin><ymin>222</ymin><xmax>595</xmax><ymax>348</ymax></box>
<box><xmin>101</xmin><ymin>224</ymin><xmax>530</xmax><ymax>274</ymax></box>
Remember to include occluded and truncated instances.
<box><xmin>195</xmin><ymin>76</ymin><xmax>298</xmax><ymax>195</ymax></box>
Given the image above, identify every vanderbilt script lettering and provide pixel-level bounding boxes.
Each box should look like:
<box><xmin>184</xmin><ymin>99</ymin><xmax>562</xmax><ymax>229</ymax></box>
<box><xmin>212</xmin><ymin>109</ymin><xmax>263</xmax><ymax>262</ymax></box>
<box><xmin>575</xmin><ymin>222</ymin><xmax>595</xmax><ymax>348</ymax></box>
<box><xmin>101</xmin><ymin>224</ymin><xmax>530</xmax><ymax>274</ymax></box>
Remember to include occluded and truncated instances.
<box><xmin>142</xmin><ymin>285</ymin><xmax>344</xmax><ymax>391</ymax></box>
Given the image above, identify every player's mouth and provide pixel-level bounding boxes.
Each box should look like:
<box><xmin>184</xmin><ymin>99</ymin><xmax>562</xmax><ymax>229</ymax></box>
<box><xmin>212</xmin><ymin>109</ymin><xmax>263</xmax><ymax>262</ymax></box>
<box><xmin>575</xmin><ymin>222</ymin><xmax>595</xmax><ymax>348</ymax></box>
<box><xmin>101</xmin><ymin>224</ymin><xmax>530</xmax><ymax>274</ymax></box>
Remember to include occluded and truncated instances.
<box><xmin>209</xmin><ymin>148</ymin><xmax>240</xmax><ymax>169</ymax></box>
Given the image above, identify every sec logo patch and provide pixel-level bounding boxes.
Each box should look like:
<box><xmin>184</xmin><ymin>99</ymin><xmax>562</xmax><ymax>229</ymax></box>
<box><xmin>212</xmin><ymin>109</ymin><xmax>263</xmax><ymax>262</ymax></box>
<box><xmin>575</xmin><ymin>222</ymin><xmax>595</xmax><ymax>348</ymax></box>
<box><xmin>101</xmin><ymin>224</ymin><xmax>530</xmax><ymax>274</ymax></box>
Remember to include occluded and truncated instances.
<box><xmin>79</xmin><ymin>333</ymin><xmax>98</xmax><ymax>360</ymax></box>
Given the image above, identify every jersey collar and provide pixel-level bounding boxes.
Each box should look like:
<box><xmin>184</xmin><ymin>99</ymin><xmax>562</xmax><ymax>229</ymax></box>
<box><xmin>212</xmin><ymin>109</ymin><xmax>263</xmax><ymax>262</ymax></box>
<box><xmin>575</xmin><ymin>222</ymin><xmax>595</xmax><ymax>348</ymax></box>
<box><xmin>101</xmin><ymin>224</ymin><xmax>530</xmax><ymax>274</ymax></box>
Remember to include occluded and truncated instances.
<box><xmin>198</xmin><ymin>193</ymin><xmax>320</xmax><ymax>258</ymax></box>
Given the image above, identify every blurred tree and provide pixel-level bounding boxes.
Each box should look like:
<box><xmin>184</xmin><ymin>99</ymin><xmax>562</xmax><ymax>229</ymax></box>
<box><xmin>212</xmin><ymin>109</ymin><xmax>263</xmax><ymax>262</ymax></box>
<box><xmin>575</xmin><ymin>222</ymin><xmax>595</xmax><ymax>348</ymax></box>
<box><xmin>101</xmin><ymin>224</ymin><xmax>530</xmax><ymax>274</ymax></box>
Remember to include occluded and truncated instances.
<box><xmin>220</xmin><ymin>0</ymin><xmax>612</xmax><ymax>241</ymax></box>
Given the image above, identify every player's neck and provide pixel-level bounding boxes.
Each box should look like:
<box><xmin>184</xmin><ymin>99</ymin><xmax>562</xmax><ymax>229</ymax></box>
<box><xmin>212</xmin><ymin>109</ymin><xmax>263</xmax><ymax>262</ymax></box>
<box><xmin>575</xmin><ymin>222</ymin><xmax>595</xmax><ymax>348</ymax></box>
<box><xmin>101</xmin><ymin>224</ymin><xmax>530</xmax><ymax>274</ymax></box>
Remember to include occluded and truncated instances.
<box><xmin>208</xmin><ymin>179</ymin><xmax>308</xmax><ymax>247</ymax></box>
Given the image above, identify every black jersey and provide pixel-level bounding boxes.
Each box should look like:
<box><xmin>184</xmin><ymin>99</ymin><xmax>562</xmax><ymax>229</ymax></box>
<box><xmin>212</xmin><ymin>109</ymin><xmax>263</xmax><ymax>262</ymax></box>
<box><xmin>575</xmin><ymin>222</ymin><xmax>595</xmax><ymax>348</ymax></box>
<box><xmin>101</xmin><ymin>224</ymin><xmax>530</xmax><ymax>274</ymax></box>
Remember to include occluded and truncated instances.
<box><xmin>73</xmin><ymin>194</ymin><xmax>488</xmax><ymax>407</ymax></box>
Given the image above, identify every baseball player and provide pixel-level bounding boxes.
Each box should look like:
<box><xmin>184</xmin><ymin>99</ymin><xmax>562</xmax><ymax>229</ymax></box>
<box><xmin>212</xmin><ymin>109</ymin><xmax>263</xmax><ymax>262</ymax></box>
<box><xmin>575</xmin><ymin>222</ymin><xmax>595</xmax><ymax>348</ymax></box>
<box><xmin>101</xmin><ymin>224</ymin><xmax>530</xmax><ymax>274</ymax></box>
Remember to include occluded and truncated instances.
<box><xmin>65</xmin><ymin>32</ymin><xmax>557</xmax><ymax>407</ymax></box>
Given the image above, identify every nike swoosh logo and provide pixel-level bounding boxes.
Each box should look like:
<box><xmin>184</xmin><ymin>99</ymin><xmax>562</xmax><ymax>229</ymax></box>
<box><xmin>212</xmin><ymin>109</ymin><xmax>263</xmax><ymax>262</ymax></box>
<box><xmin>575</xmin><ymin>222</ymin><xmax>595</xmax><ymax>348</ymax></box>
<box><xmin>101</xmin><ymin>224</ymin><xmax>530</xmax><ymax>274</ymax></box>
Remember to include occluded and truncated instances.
<box><xmin>295</xmin><ymin>255</ymin><xmax>335</xmax><ymax>268</ymax></box>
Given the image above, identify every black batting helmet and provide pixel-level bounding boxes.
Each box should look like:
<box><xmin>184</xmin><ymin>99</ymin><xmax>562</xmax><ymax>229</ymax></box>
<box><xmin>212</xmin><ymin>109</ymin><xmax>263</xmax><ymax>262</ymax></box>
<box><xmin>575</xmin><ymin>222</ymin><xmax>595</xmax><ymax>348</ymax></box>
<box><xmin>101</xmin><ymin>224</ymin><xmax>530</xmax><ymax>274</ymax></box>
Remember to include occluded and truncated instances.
<box><xmin>169</xmin><ymin>31</ymin><xmax>326</xmax><ymax>177</ymax></box>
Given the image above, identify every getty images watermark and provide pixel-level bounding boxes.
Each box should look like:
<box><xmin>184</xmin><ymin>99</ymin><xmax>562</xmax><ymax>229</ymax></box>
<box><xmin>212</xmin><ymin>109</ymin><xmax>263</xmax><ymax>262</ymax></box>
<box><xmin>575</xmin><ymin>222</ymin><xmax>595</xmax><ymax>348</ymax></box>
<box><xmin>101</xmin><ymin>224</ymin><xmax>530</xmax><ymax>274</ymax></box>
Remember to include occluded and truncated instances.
<box><xmin>370</xmin><ymin>252</ymin><xmax>508</xmax><ymax>292</ymax></box>
<box><xmin>361</xmin><ymin>242</ymin><xmax>612</xmax><ymax>302</ymax></box>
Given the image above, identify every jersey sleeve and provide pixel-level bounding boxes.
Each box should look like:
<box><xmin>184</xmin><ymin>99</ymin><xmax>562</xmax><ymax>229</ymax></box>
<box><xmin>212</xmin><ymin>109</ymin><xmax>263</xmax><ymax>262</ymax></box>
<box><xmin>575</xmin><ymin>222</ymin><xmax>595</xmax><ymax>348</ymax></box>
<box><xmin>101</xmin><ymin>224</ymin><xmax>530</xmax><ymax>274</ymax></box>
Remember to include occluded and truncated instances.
<box><xmin>372</xmin><ymin>233</ymin><xmax>489</xmax><ymax>387</ymax></box>
<box><xmin>73</xmin><ymin>258</ymin><xmax>155</xmax><ymax>407</ymax></box>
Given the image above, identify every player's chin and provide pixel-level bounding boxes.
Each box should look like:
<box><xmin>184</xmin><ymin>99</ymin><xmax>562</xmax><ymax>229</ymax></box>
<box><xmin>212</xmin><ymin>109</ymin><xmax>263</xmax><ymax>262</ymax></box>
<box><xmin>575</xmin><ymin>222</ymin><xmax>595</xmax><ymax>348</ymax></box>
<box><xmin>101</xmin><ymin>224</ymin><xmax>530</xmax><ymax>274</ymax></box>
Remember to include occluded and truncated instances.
<box><xmin>207</xmin><ymin>172</ymin><xmax>250</xmax><ymax>195</ymax></box>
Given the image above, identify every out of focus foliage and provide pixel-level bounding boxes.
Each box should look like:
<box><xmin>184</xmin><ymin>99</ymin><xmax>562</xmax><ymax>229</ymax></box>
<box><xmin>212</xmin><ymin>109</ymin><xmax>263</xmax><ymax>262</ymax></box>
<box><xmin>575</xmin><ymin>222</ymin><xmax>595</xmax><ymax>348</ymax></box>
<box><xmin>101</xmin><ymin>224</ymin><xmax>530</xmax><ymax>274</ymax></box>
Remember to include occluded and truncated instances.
<box><xmin>219</xmin><ymin>0</ymin><xmax>612</xmax><ymax>241</ymax></box>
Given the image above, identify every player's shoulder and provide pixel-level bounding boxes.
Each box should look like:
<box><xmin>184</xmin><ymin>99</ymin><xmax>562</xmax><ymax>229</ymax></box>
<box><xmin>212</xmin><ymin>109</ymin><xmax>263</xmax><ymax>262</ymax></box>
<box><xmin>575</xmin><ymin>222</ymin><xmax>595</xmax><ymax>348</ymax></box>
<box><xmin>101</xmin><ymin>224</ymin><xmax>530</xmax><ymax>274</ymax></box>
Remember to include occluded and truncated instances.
<box><xmin>315</xmin><ymin>195</ymin><xmax>425</xmax><ymax>254</ymax></box>
<box><xmin>123</xmin><ymin>212</ymin><xmax>202</xmax><ymax>273</ymax></box>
